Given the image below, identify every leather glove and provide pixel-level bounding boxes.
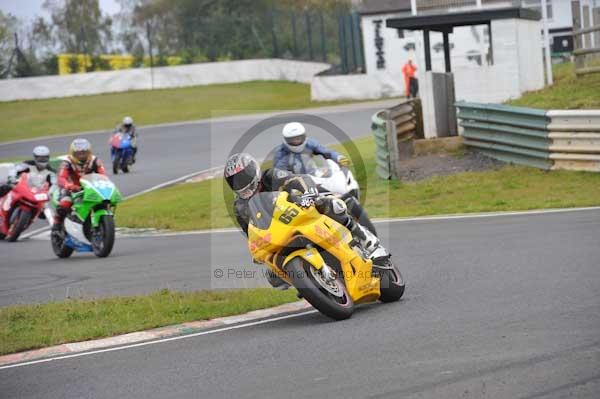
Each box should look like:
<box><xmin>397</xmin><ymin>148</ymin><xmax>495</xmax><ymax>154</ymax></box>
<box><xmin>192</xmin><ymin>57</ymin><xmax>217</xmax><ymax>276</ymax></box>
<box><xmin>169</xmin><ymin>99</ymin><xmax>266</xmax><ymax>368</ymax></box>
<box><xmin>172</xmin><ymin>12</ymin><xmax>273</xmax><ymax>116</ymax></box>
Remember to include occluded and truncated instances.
<box><xmin>337</xmin><ymin>155</ymin><xmax>351</xmax><ymax>167</ymax></box>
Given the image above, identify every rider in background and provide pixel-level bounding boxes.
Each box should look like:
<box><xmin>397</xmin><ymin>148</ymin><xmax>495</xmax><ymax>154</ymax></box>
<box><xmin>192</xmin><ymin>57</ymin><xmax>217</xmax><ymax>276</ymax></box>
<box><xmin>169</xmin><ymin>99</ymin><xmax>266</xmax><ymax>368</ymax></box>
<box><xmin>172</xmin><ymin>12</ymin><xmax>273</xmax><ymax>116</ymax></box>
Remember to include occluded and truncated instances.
<box><xmin>117</xmin><ymin>116</ymin><xmax>138</xmax><ymax>163</ymax></box>
<box><xmin>0</xmin><ymin>146</ymin><xmax>55</xmax><ymax>198</ymax></box>
<box><xmin>273</xmin><ymin>122</ymin><xmax>349</xmax><ymax>174</ymax></box>
<box><xmin>52</xmin><ymin>138</ymin><xmax>106</xmax><ymax>233</ymax></box>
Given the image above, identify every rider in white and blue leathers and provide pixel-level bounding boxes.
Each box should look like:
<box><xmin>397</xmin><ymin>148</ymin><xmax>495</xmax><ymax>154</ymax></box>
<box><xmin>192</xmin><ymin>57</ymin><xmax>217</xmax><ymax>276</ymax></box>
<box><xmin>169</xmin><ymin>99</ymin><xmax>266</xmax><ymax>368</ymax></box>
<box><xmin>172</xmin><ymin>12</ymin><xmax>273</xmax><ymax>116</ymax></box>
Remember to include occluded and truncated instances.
<box><xmin>273</xmin><ymin>122</ymin><xmax>349</xmax><ymax>174</ymax></box>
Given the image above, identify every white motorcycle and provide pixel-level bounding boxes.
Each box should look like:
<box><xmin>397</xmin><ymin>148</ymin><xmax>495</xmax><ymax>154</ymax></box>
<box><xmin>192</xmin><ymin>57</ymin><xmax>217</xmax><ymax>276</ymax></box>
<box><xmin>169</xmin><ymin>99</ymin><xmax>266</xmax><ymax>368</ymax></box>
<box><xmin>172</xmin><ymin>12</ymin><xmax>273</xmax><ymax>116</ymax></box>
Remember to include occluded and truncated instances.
<box><xmin>301</xmin><ymin>155</ymin><xmax>377</xmax><ymax>236</ymax></box>
<box><xmin>303</xmin><ymin>155</ymin><xmax>361</xmax><ymax>201</ymax></box>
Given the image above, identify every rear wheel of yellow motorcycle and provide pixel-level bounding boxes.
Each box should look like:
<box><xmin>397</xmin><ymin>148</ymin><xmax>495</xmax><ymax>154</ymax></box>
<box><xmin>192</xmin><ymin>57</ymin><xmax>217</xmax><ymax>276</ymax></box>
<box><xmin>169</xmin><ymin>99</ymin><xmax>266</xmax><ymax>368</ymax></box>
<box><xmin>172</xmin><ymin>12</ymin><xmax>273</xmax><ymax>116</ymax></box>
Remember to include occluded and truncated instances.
<box><xmin>286</xmin><ymin>257</ymin><xmax>354</xmax><ymax>320</ymax></box>
<box><xmin>375</xmin><ymin>259</ymin><xmax>405</xmax><ymax>303</ymax></box>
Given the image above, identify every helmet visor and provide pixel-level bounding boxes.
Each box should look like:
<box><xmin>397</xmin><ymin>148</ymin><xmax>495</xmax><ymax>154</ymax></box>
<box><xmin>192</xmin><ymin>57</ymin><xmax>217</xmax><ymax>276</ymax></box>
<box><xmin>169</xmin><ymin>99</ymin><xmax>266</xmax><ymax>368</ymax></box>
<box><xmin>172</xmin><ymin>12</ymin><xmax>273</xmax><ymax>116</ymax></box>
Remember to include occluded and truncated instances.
<box><xmin>74</xmin><ymin>150</ymin><xmax>90</xmax><ymax>162</ymax></box>
<box><xmin>226</xmin><ymin>161</ymin><xmax>258</xmax><ymax>191</ymax></box>
<box><xmin>285</xmin><ymin>134</ymin><xmax>306</xmax><ymax>147</ymax></box>
<box><xmin>34</xmin><ymin>155</ymin><xmax>50</xmax><ymax>164</ymax></box>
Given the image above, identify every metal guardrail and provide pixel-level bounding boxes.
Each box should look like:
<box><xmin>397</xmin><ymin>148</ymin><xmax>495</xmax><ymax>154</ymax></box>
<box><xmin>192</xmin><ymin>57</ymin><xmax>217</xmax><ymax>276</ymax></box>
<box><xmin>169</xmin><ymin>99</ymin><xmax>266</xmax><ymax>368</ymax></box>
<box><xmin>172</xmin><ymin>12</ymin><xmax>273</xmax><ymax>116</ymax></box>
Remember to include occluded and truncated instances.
<box><xmin>372</xmin><ymin>111</ymin><xmax>391</xmax><ymax>179</ymax></box>
<box><xmin>371</xmin><ymin>99</ymin><xmax>422</xmax><ymax>179</ymax></box>
<box><xmin>456</xmin><ymin>102</ymin><xmax>600</xmax><ymax>172</ymax></box>
<box><xmin>456</xmin><ymin>101</ymin><xmax>552</xmax><ymax>169</ymax></box>
<box><xmin>547</xmin><ymin>110</ymin><xmax>600</xmax><ymax>171</ymax></box>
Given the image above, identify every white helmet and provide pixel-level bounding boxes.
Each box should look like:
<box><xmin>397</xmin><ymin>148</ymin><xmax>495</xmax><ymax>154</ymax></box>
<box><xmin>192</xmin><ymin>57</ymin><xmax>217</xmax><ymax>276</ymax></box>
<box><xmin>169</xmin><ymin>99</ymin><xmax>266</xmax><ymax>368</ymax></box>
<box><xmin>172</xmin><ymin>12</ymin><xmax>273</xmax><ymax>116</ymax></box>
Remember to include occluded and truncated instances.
<box><xmin>282</xmin><ymin>122</ymin><xmax>307</xmax><ymax>153</ymax></box>
<box><xmin>123</xmin><ymin>116</ymin><xmax>133</xmax><ymax>126</ymax></box>
<box><xmin>32</xmin><ymin>145</ymin><xmax>50</xmax><ymax>170</ymax></box>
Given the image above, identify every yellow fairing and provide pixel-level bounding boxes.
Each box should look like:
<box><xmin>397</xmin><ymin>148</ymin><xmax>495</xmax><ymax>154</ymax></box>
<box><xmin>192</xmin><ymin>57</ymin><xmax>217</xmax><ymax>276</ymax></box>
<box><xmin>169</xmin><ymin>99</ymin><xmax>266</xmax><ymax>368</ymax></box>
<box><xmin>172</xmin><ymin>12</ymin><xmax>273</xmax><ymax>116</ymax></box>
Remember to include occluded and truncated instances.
<box><xmin>248</xmin><ymin>192</ymin><xmax>380</xmax><ymax>304</ymax></box>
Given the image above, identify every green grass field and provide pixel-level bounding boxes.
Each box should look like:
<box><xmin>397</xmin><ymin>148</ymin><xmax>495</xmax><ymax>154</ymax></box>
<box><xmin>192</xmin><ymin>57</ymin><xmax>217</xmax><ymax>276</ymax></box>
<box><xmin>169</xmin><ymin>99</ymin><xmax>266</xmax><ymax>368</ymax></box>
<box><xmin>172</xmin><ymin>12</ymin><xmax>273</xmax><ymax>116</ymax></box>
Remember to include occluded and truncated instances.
<box><xmin>0</xmin><ymin>288</ymin><xmax>298</xmax><ymax>355</ymax></box>
<box><xmin>116</xmin><ymin>136</ymin><xmax>600</xmax><ymax>231</ymax></box>
<box><xmin>0</xmin><ymin>80</ymin><xmax>360</xmax><ymax>143</ymax></box>
<box><xmin>508</xmin><ymin>62</ymin><xmax>600</xmax><ymax>109</ymax></box>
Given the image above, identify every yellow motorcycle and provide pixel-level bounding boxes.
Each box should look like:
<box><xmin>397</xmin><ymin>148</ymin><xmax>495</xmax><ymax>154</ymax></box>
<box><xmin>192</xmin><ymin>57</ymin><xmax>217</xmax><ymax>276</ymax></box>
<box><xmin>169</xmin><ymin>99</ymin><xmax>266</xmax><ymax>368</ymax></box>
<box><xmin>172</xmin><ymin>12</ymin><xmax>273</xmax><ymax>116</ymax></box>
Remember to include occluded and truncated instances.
<box><xmin>248</xmin><ymin>191</ymin><xmax>405</xmax><ymax>320</ymax></box>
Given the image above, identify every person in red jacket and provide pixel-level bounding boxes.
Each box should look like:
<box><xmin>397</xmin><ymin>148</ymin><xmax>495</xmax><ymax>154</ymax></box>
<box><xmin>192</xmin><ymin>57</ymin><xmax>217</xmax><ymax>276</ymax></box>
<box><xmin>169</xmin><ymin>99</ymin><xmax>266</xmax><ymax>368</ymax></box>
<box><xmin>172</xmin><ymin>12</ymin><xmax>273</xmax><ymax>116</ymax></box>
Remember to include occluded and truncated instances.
<box><xmin>52</xmin><ymin>138</ymin><xmax>106</xmax><ymax>233</ymax></box>
<box><xmin>402</xmin><ymin>59</ymin><xmax>418</xmax><ymax>98</ymax></box>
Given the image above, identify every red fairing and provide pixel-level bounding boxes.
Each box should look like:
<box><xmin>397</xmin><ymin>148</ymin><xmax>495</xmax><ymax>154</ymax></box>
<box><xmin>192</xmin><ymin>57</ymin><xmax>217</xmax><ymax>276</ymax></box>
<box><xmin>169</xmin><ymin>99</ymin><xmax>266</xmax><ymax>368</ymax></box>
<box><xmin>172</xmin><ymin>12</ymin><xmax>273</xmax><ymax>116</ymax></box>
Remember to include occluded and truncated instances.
<box><xmin>0</xmin><ymin>173</ymin><xmax>49</xmax><ymax>237</ymax></box>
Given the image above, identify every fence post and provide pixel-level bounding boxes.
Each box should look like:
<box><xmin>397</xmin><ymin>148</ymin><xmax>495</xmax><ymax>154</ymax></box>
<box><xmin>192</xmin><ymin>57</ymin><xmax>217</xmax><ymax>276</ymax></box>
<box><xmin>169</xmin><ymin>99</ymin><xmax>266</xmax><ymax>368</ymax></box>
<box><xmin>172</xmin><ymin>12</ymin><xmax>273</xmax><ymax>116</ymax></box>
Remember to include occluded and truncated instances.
<box><xmin>305</xmin><ymin>12</ymin><xmax>314</xmax><ymax>60</ymax></box>
<box><xmin>319</xmin><ymin>12</ymin><xmax>327</xmax><ymax>62</ymax></box>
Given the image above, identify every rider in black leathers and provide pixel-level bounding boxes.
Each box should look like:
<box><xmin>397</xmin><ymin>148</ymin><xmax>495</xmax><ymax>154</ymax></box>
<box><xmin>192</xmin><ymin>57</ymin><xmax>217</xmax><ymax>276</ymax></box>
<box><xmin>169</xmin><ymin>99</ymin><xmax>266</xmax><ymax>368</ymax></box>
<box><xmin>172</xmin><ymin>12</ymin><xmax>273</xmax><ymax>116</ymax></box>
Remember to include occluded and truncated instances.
<box><xmin>224</xmin><ymin>153</ymin><xmax>368</xmax><ymax>289</ymax></box>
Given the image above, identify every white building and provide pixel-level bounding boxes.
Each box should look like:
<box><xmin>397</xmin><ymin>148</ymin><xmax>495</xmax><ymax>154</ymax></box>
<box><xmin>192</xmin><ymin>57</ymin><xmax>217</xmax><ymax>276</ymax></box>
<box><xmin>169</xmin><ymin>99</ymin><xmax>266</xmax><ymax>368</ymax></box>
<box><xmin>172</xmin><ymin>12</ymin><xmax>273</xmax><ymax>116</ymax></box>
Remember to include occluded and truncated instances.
<box><xmin>312</xmin><ymin>0</ymin><xmax>549</xmax><ymax>105</ymax></box>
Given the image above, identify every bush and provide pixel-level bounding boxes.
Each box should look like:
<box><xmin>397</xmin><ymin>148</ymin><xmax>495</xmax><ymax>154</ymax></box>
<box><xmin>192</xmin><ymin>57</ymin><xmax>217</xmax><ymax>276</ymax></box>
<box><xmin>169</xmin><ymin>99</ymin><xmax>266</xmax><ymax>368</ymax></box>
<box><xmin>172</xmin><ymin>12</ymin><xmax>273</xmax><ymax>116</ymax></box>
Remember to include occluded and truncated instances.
<box><xmin>42</xmin><ymin>55</ymin><xmax>59</xmax><ymax>75</ymax></box>
<box><xmin>67</xmin><ymin>55</ymin><xmax>80</xmax><ymax>74</ymax></box>
<box><xmin>90</xmin><ymin>55</ymin><xmax>112</xmax><ymax>71</ymax></box>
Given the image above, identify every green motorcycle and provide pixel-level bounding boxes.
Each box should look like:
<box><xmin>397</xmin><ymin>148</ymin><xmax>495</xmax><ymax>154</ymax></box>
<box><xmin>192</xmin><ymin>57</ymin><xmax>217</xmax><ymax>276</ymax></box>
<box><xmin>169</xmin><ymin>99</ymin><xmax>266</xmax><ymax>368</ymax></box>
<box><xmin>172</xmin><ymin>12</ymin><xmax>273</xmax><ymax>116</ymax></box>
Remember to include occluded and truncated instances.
<box><xmin>47</xmin><ymin>173</ymin><xmax>122</xmax><ymax>258</ymax></box>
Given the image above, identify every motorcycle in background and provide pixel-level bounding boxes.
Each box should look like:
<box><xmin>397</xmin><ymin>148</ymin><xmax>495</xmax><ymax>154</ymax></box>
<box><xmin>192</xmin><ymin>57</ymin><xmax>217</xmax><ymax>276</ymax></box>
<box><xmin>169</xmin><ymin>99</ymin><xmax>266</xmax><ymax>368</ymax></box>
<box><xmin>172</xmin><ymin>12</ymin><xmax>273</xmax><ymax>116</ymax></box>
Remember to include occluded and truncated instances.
<box><xmin>0</xmin><ymin>171</ymin><xmax>51</xmax><ymax>241</ymax></box>
<box><xmin>47</xmin><ymin>173</ymin><xmax>122</xmax><ymax>258</ymax></box>
<box><xmin>110</xmin><ymin>131</ymin><xmax>135</xmax><ymax>174</ymax></box>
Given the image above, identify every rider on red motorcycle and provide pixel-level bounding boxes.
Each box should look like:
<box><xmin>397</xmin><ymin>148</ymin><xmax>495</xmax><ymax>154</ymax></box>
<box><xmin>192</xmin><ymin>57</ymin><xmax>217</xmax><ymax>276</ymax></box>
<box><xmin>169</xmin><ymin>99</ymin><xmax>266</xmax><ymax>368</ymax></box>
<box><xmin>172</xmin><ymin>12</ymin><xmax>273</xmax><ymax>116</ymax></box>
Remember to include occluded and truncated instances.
<box><xmin>52</xmin><ymin>138</ymin><xmax>106</xmax><ymax>233</ymax></box>
<box><xmin>0</xmin><ymin>146</ymin><xmax>55</xmax><ymax>197</ymax></box>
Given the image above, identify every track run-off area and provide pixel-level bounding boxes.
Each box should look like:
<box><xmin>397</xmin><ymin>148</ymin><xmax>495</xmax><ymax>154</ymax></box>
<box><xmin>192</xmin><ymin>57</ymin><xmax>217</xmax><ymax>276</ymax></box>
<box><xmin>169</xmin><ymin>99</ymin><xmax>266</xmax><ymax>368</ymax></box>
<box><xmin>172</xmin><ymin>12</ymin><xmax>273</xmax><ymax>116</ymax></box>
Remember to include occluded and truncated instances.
<box><xmin>1</xmin><ymin>101</ymin><xmax>599</xmax><ymax>398</ymax></box>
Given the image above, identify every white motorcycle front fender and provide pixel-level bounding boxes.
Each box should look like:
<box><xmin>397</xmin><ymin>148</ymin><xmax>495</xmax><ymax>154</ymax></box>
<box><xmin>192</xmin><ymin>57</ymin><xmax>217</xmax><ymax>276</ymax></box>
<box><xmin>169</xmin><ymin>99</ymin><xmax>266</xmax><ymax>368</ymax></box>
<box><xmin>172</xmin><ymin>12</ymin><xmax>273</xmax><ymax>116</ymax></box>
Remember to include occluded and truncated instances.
<box><xmin>65</xmin><ymin>218</ymin><xmax>90</xmax><ymax>245</ymax></box>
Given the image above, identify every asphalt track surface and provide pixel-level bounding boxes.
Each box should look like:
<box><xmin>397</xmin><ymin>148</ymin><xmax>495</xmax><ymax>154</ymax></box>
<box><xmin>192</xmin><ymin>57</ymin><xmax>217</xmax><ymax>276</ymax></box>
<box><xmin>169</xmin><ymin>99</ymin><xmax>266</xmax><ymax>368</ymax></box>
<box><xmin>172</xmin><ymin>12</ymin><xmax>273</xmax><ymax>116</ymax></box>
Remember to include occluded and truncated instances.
<box><xmin>1</xmin><ymin>101</ymin><xmax>390</xmax><ymax>234</ymax></box>
<box><xmin>0</xmin><ymin>101</ymin><xmax>394</xmax><ymax>197</ymax></box>
<box><xmin>1</xmin><ymin>209</ymin><xmax>599</xmax><ymax>398</ymax></box>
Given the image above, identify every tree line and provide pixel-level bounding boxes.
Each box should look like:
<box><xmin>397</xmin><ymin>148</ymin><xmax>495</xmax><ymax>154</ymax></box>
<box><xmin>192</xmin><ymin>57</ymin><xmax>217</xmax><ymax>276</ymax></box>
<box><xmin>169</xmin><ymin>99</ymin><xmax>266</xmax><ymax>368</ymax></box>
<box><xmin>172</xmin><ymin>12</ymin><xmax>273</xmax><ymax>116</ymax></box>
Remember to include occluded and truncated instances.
<box><xmin>0</xmin><ymin>0</ymin><xmax>352</xmax><ymax>78</ymax></box>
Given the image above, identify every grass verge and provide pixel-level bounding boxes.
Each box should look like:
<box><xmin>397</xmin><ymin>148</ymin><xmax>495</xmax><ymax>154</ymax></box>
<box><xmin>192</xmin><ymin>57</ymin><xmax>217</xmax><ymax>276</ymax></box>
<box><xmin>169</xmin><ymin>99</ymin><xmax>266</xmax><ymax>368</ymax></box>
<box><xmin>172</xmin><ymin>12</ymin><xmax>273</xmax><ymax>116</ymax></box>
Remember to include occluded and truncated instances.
<box><xmin>116</xmin><ymin>136</ymin><xmax>600</xmax><ymax>231</ymax></box>
<box><xmin>507</xmin><ymin>62</ymin><xmax>600</xmax><ymax>109</ymax></box>
<box><xmin>0</xmin><ymin>80</ymin><xmax>363</xmax><ymax>143</ymax></box>
<box><xmin>0</xmin><ymin>288</ymin><xmax>298</xmax><ymax>356</ymax></box>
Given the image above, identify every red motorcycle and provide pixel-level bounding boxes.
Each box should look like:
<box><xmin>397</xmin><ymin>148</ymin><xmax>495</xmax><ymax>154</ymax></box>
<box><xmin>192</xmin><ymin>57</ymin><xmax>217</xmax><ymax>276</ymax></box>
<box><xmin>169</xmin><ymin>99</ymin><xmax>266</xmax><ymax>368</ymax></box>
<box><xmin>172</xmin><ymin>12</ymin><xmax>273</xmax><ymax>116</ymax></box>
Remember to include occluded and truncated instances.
<box><xmin>0</xmin><ymin>172</ymin><xmax>50</xmax><ymax>241</ymax></box>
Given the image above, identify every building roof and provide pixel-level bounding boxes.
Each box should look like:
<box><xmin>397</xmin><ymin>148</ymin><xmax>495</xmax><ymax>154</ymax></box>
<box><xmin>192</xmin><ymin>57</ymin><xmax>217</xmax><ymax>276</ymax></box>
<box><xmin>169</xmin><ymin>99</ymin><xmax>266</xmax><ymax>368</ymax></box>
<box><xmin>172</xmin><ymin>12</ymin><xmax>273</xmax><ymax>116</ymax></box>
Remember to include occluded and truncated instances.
<box><xmin>386</xmin><ymin>7</ymin><xmax>540</xmax><ymax>32</ymax></box>
<box><xmin>358</xmin><ymin>0</ymin><xmax>412</xmax><ymax>15</ymax></box>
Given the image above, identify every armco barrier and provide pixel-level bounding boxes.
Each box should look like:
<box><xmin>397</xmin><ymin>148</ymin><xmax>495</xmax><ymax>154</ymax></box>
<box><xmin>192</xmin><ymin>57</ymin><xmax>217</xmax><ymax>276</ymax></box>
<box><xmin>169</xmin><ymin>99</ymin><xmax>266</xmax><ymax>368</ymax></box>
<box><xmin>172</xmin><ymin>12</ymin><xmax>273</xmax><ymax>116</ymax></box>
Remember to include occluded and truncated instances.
<box><xmin>547</xmin><ymin>110</ymin><xmax>600</xmax><ymax>172</ymax></box>
<box><xmin>456</xmin><ymin>102</ymin><xmax>600</xmax><ymax>172</ymax></box>
<box><xmin>371</xmin><ymin>111</ymin><xmax>391</xmax><ymax>179</ymax></box>
<box><xmin>371</xmin><ymin>99</ymin><xmax>422</xmax><ymax>179</ymax></box>
<box><xmin>455</xmin><ymin>102</ymin><xmax>552</xmax><ymax>169</ymax></box>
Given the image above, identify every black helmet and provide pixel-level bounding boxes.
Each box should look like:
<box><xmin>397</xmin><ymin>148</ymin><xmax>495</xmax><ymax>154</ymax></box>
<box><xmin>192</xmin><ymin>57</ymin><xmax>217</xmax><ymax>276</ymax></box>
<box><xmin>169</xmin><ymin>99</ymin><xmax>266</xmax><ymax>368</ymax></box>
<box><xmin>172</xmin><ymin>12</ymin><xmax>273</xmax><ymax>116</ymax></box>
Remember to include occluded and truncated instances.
<box><xmin>224</xmin><ymin>153</ymin><xmax>261</xmax><ymax>199</ymax></box>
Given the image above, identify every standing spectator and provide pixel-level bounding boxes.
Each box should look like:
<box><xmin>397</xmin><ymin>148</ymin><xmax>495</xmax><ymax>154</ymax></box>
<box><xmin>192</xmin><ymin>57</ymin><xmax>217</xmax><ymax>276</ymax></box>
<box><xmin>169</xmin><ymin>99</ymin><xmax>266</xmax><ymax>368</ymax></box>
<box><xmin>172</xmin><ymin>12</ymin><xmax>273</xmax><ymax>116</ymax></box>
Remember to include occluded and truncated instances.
<box><xmin>402</xmin><ymin>59</ymin><xmax>418</xmax><ymax>98</ymax></box>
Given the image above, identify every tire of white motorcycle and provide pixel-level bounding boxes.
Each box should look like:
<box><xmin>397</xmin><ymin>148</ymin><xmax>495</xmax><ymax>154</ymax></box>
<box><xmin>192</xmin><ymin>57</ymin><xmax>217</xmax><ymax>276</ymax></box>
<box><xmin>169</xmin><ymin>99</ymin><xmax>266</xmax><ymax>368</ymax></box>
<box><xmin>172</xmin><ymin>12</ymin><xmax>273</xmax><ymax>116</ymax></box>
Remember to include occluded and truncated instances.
<box><xmin>377</xmin><ymin>262</ymin><xmax>405</xmax><ymax>303</ymax></box>
<box><xmin>92</xmin><ymin>215</ymin><xmax>115</xmax><ymax>258</ymax></box>
<box><xmin>285</xmin><ymin>257</ymin><xmax>354</xmax><ymax>321</ymax></box>
<box><xmin>6</xmin><ymin>208</ymin><xmax>32</xmax><ymax>242</ymax></box>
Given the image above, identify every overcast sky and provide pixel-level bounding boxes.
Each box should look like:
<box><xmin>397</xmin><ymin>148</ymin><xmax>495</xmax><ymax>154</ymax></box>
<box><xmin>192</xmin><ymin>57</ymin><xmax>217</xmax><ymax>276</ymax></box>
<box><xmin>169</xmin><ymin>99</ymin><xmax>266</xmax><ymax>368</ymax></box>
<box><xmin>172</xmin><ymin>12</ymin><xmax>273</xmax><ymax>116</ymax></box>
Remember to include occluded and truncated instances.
<box><xmin>0</xmin><ymin>0</ymin><xmax>121</xmax><ymax>22</ymax></box>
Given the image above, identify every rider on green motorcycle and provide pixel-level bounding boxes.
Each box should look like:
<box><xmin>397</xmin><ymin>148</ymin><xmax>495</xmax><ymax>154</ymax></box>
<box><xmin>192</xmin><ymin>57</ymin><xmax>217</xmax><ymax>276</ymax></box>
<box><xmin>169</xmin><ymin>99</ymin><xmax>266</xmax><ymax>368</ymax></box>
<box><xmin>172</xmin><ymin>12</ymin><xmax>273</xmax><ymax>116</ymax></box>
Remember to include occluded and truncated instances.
<box><xmin>52</xmin><ymin>138</ymin><xmax>106</xmax><ymax>233</ymax></box>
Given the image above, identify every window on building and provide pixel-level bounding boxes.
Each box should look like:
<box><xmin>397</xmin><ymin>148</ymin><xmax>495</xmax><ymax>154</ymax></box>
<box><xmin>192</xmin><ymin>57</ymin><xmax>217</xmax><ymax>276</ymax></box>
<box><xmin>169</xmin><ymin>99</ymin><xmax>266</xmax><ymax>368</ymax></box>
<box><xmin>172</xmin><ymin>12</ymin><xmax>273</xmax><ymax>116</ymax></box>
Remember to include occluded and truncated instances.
<box><xmin>522</xmin><ymin>0</ymin><xmax>553</xmax><ymax>20</ymax></box>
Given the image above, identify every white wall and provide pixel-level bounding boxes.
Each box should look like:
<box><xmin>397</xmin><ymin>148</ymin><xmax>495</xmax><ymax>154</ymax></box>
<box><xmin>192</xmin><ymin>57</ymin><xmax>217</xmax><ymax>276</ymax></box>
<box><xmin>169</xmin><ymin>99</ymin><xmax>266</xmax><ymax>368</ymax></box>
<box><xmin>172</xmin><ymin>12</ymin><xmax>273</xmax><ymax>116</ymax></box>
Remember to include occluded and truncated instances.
<box><xmin>517</xmin><ymin>20</ymin><xmax>546</xmax><ymax>92</ymax></box>
<box><xmin>549</xmin><ymin>0</ymin><xmax>574</xmax><ymax>30</ymax></box>
<box><xmin>311</xmin><ymin>72</ymin><xmax>403</xmax><ymax>101</ymax></box>
<box><xmin>0</xmin><ymin>59</ymin><xmax>330</xmax><ymax>102</ymax></box>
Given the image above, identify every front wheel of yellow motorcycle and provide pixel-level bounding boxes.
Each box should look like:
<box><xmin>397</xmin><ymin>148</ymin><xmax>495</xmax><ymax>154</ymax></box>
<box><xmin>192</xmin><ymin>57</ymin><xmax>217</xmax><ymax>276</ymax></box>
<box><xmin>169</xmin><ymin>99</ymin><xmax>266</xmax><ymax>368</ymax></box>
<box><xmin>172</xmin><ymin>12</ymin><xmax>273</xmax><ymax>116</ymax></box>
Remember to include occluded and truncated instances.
<box><xmin>286</xmin><ymin>257</ymin><xmax>354</xmax><ymax>321</ymax></box>
<box><xmin>375</xmin><ymin>259</ymin><xmax>405</xmax><ymax>303</ymax></box>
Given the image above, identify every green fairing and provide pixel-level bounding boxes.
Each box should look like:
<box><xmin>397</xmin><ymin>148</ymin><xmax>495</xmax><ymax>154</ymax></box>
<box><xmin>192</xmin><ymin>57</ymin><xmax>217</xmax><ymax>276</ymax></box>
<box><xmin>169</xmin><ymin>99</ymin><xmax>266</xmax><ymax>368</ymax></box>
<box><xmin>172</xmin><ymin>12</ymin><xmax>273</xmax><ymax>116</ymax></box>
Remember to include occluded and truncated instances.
<box><xmin>52</xmin><ymin>174</ymin><xmax>122</xmax><ymax>227</ymax></box>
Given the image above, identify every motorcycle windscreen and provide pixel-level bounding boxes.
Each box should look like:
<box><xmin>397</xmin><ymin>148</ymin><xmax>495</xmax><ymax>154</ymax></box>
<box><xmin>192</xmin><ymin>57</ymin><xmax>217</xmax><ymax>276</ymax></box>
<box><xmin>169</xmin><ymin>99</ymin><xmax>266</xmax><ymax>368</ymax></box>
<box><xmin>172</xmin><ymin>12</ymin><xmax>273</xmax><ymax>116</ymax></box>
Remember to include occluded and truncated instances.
<box><xmin>81</xmin><ymin>174</ymin><xmax>115</xmax><ymax>200</ymax></box>
<box><xmin>247</xmin><ymin>192</ymin><xmax>279</xmax><ymax>231</ymax></box>
<box><xmin>301</xmin><ymin>154</ymin><xmax>332</xmax><ymax>178</ymax></box>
